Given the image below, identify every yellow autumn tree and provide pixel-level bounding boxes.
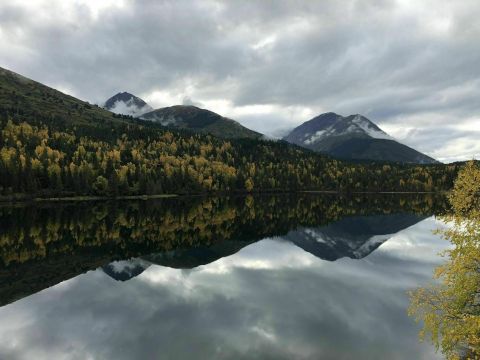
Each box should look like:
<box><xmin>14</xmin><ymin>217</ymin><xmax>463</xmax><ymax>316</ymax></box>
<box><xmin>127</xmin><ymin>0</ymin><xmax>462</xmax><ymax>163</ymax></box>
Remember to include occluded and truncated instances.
<box><xmin>245</xmin><ymin>178</ymin><xmax>254</xmax><ymax>192</ymax></box>
<box><xmin>409</xmin><ymin>161</ymin><xmax>480</xmax><ymax>359</ymax></box>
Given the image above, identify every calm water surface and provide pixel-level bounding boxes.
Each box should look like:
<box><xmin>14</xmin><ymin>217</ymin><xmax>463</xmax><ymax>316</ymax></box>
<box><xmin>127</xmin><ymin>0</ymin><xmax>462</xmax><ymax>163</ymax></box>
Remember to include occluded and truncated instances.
<box><xmin>0</xmin><ymin>195</ymin><xmax>448</xmax><ymax>359</ymax></box>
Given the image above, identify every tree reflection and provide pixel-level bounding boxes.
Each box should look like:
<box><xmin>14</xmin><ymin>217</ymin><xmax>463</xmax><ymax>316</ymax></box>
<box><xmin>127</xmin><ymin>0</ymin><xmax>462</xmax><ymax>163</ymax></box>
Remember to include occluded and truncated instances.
<box><xmin>0</xmin><ymin>193</ymin><xmax>444</xmax><ymax>307</ymax></box>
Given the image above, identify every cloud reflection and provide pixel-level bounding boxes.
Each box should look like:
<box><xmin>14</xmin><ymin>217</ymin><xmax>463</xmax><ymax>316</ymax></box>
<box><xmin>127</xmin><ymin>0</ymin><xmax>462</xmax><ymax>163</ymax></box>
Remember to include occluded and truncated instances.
<box><xmin>0</xmin><ymin>217</ymin><xmax>447</xmax><ymax>359</ymax></box>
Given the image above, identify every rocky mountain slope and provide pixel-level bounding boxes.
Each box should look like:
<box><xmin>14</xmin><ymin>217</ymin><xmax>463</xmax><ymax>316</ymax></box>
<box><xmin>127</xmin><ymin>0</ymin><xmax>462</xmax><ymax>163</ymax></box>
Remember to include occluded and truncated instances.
<box><xmin>284</xmin><ymin>112</ymin><xmax>438</xmax><ymax>164</ymax></box>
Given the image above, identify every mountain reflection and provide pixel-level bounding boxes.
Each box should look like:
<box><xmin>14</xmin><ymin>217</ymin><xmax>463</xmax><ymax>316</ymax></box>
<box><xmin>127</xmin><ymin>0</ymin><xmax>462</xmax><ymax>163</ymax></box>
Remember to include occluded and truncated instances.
<box><xmin>0</xmin><ymin>194</ymin><xmax>445</xmax><ymax>306</ymax></box>
<box><xmin>285</xmin><ymin>213</ymin><xmax>428</xmax><ymax>261</ymax></box>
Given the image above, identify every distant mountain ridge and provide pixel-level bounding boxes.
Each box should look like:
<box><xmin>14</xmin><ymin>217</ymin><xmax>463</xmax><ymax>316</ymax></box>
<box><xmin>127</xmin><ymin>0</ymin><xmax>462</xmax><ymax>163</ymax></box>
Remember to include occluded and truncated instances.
<box><xmin>289</xmin><ymin>112</ymin><xmax>393</xmax><ymax>146</ymax></box>
<box><xmin>139</xmin><ymin>105</ymin><xmax>262</xmax><ymax>139</ymax></box>
<box><xmin>103</xmin><ymin>91</ymin><xmax>262</xmax><ymax>139</ymax></box>
<box><xmin>284</xmin><ymin>112</ymin><xmax>438</xmax><ymax>164</ymax></box>
<box><xmin>104</xmin><ymin>92</ymin><xmax>153</xmax><ymax>116</ymax></box>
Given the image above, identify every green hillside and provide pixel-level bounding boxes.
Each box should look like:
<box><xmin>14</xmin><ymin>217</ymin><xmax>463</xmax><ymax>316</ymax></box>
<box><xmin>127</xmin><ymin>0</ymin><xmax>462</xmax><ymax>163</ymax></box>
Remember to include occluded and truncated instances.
<box><xmin>327</xmin><ymin>137</ymin><xmax>438</xmax><ymax>164</ymax></box>
<box><xmin>139</xmin><ymin>105</ymin><xmax>262</xmax><ymax>139</ymax></box>
<box><xmin>0</xmin><ymin>67</ymin><xmax>120</xmax><ymax>126</ymax></box>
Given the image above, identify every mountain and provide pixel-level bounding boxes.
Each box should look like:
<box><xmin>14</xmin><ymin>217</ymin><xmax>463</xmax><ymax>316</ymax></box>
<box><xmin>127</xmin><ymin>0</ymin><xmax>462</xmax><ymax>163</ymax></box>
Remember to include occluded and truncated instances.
<box><xmin>284</xmin><ymin>112</ymin><xmax>438</xmax><ymax>164</ymax></box>
<box><xmin>104</xmin><ymin>92</ymin><xmax>153</xmax><ymax>116</ymax></box>
<box><xmin>139</xmin><ymin>105</ymin><xmax>262</xmax><ymax>139</ymax></box>
<box><xmin>0</xmin><ymin>66</ymin><xmax>456</xmax><ymax>199</ymax></box>
<box><xmin>0</xmin><ymin>67</ymin><xmax>119</xmax><ymax>125</ymax></box>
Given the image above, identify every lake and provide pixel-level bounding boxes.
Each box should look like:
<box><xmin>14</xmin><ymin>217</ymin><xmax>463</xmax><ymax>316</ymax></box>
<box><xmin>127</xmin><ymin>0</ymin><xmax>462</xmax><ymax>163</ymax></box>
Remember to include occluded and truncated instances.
<box><xmin>0</xmin><ymin>194</ymin><xmax>449</xmax><ymax>359</ymax></box>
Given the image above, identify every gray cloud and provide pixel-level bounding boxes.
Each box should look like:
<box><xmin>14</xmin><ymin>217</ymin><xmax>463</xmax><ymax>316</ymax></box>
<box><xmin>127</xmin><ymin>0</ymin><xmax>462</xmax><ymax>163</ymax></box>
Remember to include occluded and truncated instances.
<box><xmin>0</xmin><ymin>0</ymin><xmax>479</xmax><ymax>161</ymax></box>
<box><xmin>182</xmin><ymin>96</ymin><xmax>203</xmax><ymax>107</ymax></box>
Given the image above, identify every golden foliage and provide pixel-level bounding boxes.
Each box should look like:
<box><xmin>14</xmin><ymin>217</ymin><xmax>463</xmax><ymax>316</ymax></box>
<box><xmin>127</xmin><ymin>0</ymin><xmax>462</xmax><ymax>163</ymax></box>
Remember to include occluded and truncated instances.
<box><xmin>409</xmin><ymin>161</ymin><xmax>480</xmax><ymax>359</ymax></box>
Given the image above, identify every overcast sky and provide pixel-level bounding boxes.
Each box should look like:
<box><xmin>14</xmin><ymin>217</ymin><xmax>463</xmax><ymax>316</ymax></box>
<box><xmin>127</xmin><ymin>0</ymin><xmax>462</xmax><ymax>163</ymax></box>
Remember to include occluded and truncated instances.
<box><xmin>1</xmin><ymin>0</ymin><xmax>479</xmax><ymax>162</ymax></box>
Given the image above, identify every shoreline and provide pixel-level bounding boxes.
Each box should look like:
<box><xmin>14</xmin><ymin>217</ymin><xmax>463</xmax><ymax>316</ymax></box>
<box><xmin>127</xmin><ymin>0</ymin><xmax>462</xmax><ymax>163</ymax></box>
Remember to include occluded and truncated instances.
<box><xmin>34</xmin><ymin>194</ymin><xmax>179</xmax><ymax>202</ymax></box>
<box><xmin>0</xmin><ymin>190</ymin><xmax>446</xmax><ymax>204</ymax></box>
<box><xmin>301</xmin><ymin>190</ymin><xmax>442</xmax><ymax>194</ymax></box>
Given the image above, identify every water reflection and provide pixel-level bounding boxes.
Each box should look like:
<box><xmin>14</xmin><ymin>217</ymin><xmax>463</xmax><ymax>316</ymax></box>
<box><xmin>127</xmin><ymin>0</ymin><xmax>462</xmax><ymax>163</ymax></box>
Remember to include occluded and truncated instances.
<box><xmin>102</xmin><ymin>213</ymin><xmax>428</xmax><ymax>282</ymax></box>
<box><xmin>285</xmin><ymin>213</ymin><xmax>428</xmax><ymax>261</ymax></box>
<box><xmin>0</xmin><ymin>194</ymin><xmax>444</xmax><ymax>305</ymax></box>
<box><xmin>0</xmin><ymin>194</ymin><xmax>449</xmax><ymax>359</ymax></box>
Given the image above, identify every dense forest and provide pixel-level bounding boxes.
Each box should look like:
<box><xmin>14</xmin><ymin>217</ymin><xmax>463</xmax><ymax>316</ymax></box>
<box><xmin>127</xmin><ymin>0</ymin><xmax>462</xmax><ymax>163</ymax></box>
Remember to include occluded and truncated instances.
<box><xmin>0</xmin><ymin>115</ymin><xmax>462</xmax><ymax>197</ymax></box>
<box><xmin>0</xmin><ymin>67</ymin><xmax>463</xmax><ymax>198</ymax></box>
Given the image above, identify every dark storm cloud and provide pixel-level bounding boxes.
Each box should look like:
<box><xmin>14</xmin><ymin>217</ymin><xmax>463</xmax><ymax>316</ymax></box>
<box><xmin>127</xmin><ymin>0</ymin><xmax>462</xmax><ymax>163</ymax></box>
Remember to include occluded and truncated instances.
<box><xmin>0</xmin><ymin>0</ymin><xmax>479</xmax><ymax>160</ymax></box>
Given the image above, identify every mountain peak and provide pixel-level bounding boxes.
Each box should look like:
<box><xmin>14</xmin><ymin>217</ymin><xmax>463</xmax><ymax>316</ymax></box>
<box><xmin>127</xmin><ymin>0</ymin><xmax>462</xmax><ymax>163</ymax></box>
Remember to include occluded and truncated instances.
<box><xmin>345</xmin><ymin>114</ymin><xmax>393</xmax><ymax>140</ymax></box>
<box><xmin>284</xmin><ymin>112</ymin><xmax>438</xmax><ymax>164</ymax></box>
<box><xmin>104</xmin><ymin>92</ymin><xmax>153</xmax><ymax>116</ymax></box>
<box><xmin>287</xmin><ymin>112</ymin><xmax>393</xmax><ymax>147</ymax></box>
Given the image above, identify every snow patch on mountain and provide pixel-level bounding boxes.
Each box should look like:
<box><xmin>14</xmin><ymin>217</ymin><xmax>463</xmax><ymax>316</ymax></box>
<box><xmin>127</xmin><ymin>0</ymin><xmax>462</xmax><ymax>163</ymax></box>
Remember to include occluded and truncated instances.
<box><xmin>351</xmin><ymin>115</ymin><xmax>393</xmax><ymax>140</ymax></box>
<box><xmin>302</xmin><ymin>115</ymin><xmax>394</xmax><ymax>145</ymax></box>
<box><xmin>304</xmin><ymin>130</ymin><xmax>327</xmax><ymax>144</ymax></box>
<box><xmin>352</xmin><ymin>234</ymin><xmax>391</xmax><ymax>258</ymax></box>
<box><xmin>291</xmin><ymin>229</ymin><xmax>389</xmax><ymax>259</ymax></box>
<box><xmin>304</xmin><ymin>228</ymin><xmax>327</xmax><ymax>243</ymax></box>
<box><xmin>300</xmin><ymin>228</ymin><xmax>356</xmax><ymax>249</ymax></box>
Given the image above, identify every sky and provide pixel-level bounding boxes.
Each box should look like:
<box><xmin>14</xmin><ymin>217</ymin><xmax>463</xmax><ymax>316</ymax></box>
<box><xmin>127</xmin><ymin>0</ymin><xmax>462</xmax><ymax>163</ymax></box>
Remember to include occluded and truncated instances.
<box><xmin>0</xmin><ymin>0</ymin><xmax>479</xmax><ymax>162</ymax></box>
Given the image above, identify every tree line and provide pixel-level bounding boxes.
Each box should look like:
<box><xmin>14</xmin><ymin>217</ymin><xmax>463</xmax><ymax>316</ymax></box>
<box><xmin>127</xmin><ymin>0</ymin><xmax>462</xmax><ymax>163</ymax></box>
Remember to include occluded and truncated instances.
<box><xmin>0</xmin><ymin>109</ymin><xmax>462</xmax><ymax>198</ymax></box>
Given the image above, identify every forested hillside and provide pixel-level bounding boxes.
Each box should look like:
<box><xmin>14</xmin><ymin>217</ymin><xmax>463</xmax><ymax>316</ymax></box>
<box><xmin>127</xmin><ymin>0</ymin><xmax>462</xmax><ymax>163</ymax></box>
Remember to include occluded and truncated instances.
<box><xmin>0</xmin><ymin>67</ymin><xmax>462</xmax><ymax>198</ymax></box>
<box><xmin>139</xmin><ymin>105</ymin><xmax>262</xmax><ymax>139</ymax></box>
